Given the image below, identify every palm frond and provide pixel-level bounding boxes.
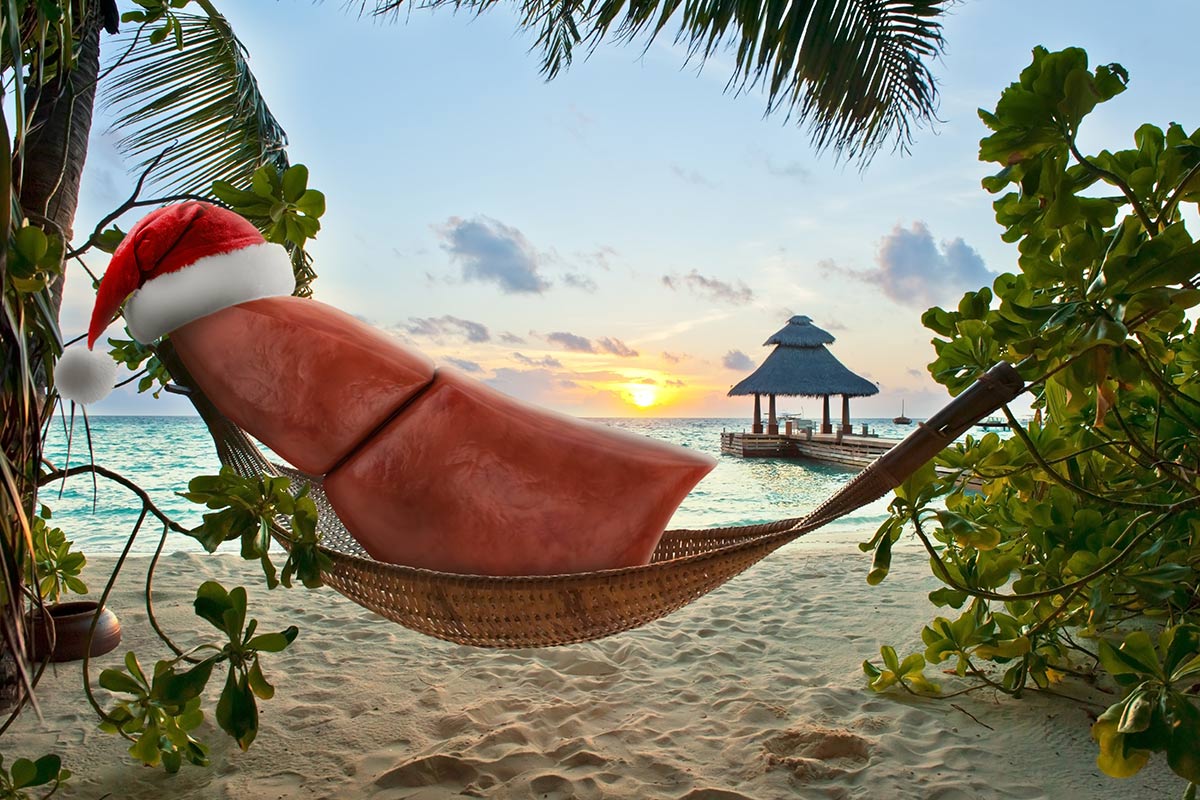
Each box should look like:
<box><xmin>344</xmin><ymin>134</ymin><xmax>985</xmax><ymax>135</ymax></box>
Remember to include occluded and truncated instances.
<box><xmin>363</xmin><ymin>0</ymin><xmax>946</xmax><ymax>162</ymax></box>
<box><xmin>102</xmin><ymin>12</ymin><xmax>290</xmax><ymax>195</ymax></box>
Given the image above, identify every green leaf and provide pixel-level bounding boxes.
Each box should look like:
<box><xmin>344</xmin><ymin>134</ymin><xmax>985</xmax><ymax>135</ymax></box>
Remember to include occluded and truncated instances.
<box><xmin>26</xmin><ymin>754</ymin><xmax>62</xmax><ymax>788</ymax></box>
<box><xmin>125</xmin><ymin>651</ymin><xmax>149</xmax><ymax>687</ymax></box>
<box><xmin>867</xmin><ymin>531</ymin><xmax>892</xmax><ymax>586</ymax></box>
<box><xmin>13</xmin><ymin>225</ymin><xmax>49</xmax><ymax>263</ymax></box>
<box><xmin>9</xmin><ymin>758</ymin><xmax>36</xmax><ymax>789</ymax></box>
<box><xmin>1168</xmin><ymin>696</ymin><xmax>1200</xmax><ymax>783</ymax></box>
<box><xmin>99</xmin><ymin>668</ymin><xmax>145</xmax><ymax>695</ymax></box>
<box><xmin>1162</xmin><ymin>626</ymin><xmax>1200</xmax><ymax>678</ymax></box>
<box><xmin>104</xmin><ymin>12</ymin><xmax>294</xmax><ymax>195</ymax></box>
<box><xmin>193</xmin><ymin>581</ymin><xmax>233</xmax><ymax>632</ymax></box>
<box><xmin>895</xmin><ymin>461</ymin><xmax>937</xmax><ymax>504</ymax></box>
<box><xmin>1117</xmin><ymin>691</ymin><xmax>1155</xmax><ymax>734</ymax></box>
<box><xmin>215</xmin><ymin>669</ymin><xmax>259</xmax><ymax>751</ymax></box>
<box><xmin>154</xmin><ymin>657</ymin><xmax>216</xmax><ymax>705</ymax></box>
<box><xmin>129</xmin><ymin>724</ymin><xmax>163</xmax><ymax>766</ymax></box>
<box><xmin>295</xmin><ymin>189</ymin><xmax>325</xmax><ymax>217</ymax></box>
<box><xmin>281</xmin><ymin>165</ymin><xmax>308</xmax><ymax>203</ymax></box>
<box><xmin>247</xmin><ymin>658</ymin><xmax>275</xmax><ymax>700</ymax></box>
<box><xmin>246</xmin><ymin>626</ymin><xmax>298</xmax><ymax>653</ymax></box>
<box><xmin>1093</xmin><ymin>704</ymin><xmax>1151</xmax><ymax>778</ymax></box>
<box><xmin>928</xmin><ymin>587</ymin><xmax>968</xmax><ymax>608</ymax></box>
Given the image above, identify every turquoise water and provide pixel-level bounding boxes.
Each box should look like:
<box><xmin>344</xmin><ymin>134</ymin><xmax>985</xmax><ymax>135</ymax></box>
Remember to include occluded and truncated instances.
<box><xmin>40</xmin><ymin>416</ymin><xmax>923</xmax><ymax>557</ymax></box>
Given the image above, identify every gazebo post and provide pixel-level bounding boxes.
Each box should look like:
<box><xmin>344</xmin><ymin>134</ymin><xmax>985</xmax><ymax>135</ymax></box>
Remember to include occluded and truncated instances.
<box><xmin>821</xmin><ymin>394</ymin><xmax>832</xmax><ymax>434</ymax></box>
<box><xmin>752</xmin><ymin>393</ymin><xmax>763</xmax><ymax>434</ymax></box>
<box><xmin>767</xmin><ymin>394</ymin><xmax>778</xmax><ymax>435</ymax></box>
<box><xmin>841</xmin><ymin>394</ymin><xmax>851</xmax><ymax>434</ymax></box>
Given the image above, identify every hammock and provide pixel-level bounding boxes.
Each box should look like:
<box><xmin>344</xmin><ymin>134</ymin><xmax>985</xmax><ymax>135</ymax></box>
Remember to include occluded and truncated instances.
<box><xmin>156</xmin><ymin>343</ymin><xmax>1024</xmax><ymax>648</ymax></box>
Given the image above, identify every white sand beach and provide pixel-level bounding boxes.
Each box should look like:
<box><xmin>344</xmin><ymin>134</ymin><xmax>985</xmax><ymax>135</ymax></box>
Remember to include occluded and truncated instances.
<box><xmin>5</xmin><ymin>547</ymin><xmax>1181</xmax><ymax>799</ymax></box>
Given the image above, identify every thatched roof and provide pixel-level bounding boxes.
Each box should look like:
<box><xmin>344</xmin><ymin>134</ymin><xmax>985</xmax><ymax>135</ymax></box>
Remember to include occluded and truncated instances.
<box><xmin>764</xmin><ymin>315</ymin><xmax>835</xmax><ymax>347</ymax></box>
<box><xmin>728</xmin><ymin>315</ymin><xmax>879</xmax><ymax>398</ymax></box>
<box><xmin>729</xmin><ymin>346</ymin><xmax>878</xmax><ymax>397</ymax></box>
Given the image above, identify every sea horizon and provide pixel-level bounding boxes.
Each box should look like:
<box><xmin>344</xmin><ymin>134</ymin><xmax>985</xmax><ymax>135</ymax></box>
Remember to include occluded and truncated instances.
<box><xmin>40</xmin><ymin>416</ymin><xmax>915</xmax><ymax>557</ymax></box>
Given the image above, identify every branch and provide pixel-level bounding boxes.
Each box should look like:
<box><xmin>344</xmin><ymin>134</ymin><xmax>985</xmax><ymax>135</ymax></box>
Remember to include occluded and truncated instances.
<box><xmin>37</xmin><ymin>464</ymin><xmax>190</xmax><ymax>536</ymax></box>
<box><xmin>1158</xmin><ymin>160</ymin><xmax>1200</xmax><ymax>228</ymax></box>
<box><xmin>1002</xmin><ymin>406</ymin><xmax>1177</xmax><ymax>511</ymax></box>
<box><xmin>909</xmin><ymin>504</ymin><xmax>1187</xmax><ymax>603</ymax></box>
<box><xmin>66</xmin><ymin>145</ymin><xmax>209</xmax><ymax>260</ymax></box>
<box><xmin>1066</xmin><ymin>135</ymin><xmax>1157</xmax><ymax>235</ymax></box>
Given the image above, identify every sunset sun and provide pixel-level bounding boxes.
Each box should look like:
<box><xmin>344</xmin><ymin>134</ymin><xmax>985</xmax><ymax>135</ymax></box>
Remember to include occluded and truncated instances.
<box><xmin>629</xmin><ymin>385</ymin><xmax>658</xmax><ymax>408</ymax></box>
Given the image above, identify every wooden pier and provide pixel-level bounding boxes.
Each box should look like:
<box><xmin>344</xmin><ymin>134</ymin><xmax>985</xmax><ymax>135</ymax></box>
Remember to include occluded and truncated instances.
<box><xmin>720</xmin><ymin>428</ymin><xmax>901</xmax><ymax>470</ymax></box>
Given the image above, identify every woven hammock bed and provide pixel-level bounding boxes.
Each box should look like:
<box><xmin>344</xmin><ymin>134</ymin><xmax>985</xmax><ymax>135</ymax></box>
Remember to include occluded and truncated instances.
<box><xmin>157</xmin><ymin>344</ymin><xmax>1024</xmax><ymax>649</ymax></box>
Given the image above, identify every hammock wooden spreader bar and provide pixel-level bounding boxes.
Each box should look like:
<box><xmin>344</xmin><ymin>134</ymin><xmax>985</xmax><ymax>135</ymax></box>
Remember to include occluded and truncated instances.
<box><xmin>158</xmin><ymin>342</ymin><xmax>1024</xmax><ymax>648</ymax></box>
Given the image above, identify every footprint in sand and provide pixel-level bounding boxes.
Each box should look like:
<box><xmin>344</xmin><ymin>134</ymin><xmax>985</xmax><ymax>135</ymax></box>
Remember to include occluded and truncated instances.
<box><xmin>762</xmin><ymin>725</ymin><xmax>873</xmax><ymax>780</ymax></box>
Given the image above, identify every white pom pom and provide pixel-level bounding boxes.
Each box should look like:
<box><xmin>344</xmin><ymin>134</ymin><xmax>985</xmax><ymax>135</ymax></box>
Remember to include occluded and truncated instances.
<box><xmin>55</xmin><ymin>346</ymin><xmax>119</xmax><ymax>405</ymax></box>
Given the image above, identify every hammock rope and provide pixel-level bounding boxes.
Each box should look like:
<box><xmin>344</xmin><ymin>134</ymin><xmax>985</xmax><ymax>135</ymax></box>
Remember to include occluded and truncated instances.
<box><xmin>156</xmin><ymin>342</ymin><xmax>1024</xmax><ymax>648</ymax></box>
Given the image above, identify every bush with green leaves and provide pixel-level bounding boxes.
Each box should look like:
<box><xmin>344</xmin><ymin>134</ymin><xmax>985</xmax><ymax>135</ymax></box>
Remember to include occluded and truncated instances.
<box><xmin>99</xmin><ymin>581</ymin><xmax>298</xmax><ymax>771</ymax></box>
<box><xmin>181</xmin><ymin>468</ymin><xmax>331</xmax><ymax>590</ymax></box>
<box><xmin>862</xmin><ymin>46</ymin><xmax>1200</xmax><ymax>793</ymax></box>
<box><xmin>0</xmin><ymin>754</ymin><xmax>69</xmax><ymax>800</ymax></box>
<box><xmin>25</xmin><ymin>508</ymin><xmax>86</xmax><ymax>603</ymax></box>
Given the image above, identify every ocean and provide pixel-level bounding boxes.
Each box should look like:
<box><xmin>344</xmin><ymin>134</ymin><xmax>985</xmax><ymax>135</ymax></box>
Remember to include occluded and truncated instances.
<box><xmin>40</xmin><ymin>416</ymin><xmax>925</xmax><ymax>557</ymax></box>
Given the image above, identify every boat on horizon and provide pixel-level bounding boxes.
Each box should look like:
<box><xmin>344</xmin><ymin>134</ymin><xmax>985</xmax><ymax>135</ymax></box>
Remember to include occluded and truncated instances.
<box><xmin>892</xmin><ymin>400</ymin><xmax>911</xmax><ymax>425</ymax></box>
<box><xmin>977</xmin><ymin>416</ymin><xmax>1008</xmax><ymax>430</ymax></box>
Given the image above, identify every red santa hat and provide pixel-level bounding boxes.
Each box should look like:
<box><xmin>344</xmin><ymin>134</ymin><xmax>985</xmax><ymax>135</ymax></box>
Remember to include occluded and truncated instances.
<box><xmin>56</xmin><ymin>202</ymin><xmax>296</xmax><ymax>404</ymax></box>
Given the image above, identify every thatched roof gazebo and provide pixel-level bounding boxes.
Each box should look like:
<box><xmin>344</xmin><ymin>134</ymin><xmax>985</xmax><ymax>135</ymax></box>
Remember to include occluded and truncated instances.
<box><xmin>728</xmin><ymin>315</ymin><xmax>878</xmax><ymax>435</ymax></box>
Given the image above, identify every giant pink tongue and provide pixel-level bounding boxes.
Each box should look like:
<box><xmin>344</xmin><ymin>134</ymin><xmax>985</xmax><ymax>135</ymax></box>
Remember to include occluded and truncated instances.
<box><xmin>172</xmin><ymin>297</ymin><xmax>716</xmax><ymax>576</ymax></box>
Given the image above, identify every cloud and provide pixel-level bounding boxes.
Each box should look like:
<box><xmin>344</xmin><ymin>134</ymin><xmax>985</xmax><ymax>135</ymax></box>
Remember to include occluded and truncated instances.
<box><xmin>565</xmin><ymin>104</ymin><xmax>593</xmax><ymax>140</ymax></box>
<box><xmin>544</xmin><ymin>332</ymin><xmax>639</xmax><ymax>358</ymax></box>
<box><xmin>547</xmin><ymin>331</ymin><xmax>594</xmax><ymax>353</ymax></box>
<box><xmin>404</xmin><ymin>315</ymin><xmax>490</xmax><ymax>343</ymax></box>
<box><xmin>906</xmin><ymin>368</ymin><xmax>926</xmax><ymax>379</ymax></box>
<box><xmin>436</xmin><ymin>216</ymin><xmax>551</xmax><ymax>294</ymax></box>
<box><xmin>637</xmin><ymin>377</ymin><xmax>657</xmax><ymax>384</ymax></box>
<box><xmin>578</xmin><ymin>246</ymin><xmax>617</xmax><ymax>271</ymax></box>
<box><xmin>670</xmin><ymin>164</ymin><xmax>716</xmax><ymax>188</ymax></box>
<box><xmin>499</xmin><ymin>331</ymin><xmax>526</xmax><ymax>345</ymax></box>
<box><xmin>486</xmin><ymin>368</ymin><xmax>563</xmax><ymax>404</ymax></box>
<box><xmin>562</xmin><ymin>272</ymin><xmax>598</xmax><ymax>292</ymax></box>
<box><xmin>764</xmin><ymin>157</ymin><xmax>812</xmax><ymax>181</ymax></box>
<box><xmin>662</xmin><ymin>270</ymin><xmax>754</xmax><ymax>305</ymax></box>
<box><xmin>596</xmin><ymin>337</ymin><xmax>639</xmax><ymax>358</ymax></box>
<box><xmin>821</xmin><ymin>222</ymin><xmax>997</xmax><ymax>309</ymax></box>
<box><xmin>666</xmin><ymin>378</ymin><xmax>686</xmax><ymax>387</ymax></box>
<box><xmin>723</xmin><ymin>350</ymin><xmax>755</xmax><ymax>370</ymax></box>
<box><xmin>513</xmin><ymin>352</ymin><xmax>563</xmax><ymax>368</ymax></box>
<box><xmin>444</xmin><ymin>357</ymin><xmax>484</xmax><ymax>373</ymax></box>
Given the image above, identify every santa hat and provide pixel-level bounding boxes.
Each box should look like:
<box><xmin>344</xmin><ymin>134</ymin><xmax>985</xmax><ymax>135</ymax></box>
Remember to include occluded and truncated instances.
<box><xmin>56</xmin><ymin>202</ymin><xmax>295</xmax><ymax>405</ymax></box>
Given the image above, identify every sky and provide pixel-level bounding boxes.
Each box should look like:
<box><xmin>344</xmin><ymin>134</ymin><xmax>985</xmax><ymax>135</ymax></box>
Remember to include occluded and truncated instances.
<box><xmin>61</xmin><ymin>0</ymin><xmax>1200</xmax><ymax>418</ymax></box>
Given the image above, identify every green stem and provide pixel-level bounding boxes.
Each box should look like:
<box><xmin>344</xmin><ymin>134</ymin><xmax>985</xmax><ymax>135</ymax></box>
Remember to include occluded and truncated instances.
<box><xmin>1158</xmin><ymin>160</ymin><xmax>1200</xmax><ymax>228</ymax></box>
<box><xmin>82</xmin><ymin>507</ymin><xmax>148</xmax><ymax>735</ymax></box>
<box><xmin>1066</xmin><ymin>136</ymin><xmax>1157</xmax><ymax>235</ymax></box>
<box><xmin>910</xmin><ymin>506</ymin><xmax>1180</xmax><ymax>603</ymax></box>
<box><xmin>1003</xmin><ymin>406</ymin><xmax>1176</xmax><ymax>511</ymax></box>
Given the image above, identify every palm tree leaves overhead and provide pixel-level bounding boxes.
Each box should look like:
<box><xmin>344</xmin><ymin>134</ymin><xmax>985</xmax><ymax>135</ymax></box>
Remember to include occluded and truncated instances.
<box><xmin>103</xmin><ymin>12</ymin><xmax>290</xmax><ymax>195</ymax></box>
<box><xmin>364</xmin><ymin>0</ymin><xmax>947</xmax><ymax>161</ymax></box>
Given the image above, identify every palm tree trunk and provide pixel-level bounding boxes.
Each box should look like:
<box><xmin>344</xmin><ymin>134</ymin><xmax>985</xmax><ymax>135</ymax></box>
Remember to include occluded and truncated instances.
<box><xmin>1</xmin><ymin>2</ymin><xmax>104</xmax><ymax>714</ymax></box>
<box><xmin>19</xmin><ymin>0</ymin><xmax>102</xmax><ymax>312</ymax></box>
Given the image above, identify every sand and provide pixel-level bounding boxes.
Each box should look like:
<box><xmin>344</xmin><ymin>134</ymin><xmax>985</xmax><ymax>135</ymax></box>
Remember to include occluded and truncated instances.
<box><xmin>4</xmin><ymin>546</ymin><xmax>1181</xmax><ymax>799</ymax></box>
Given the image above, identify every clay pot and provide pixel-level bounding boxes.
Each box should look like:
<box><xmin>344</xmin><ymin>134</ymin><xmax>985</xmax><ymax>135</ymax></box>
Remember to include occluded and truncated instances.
<box><xmin>29</xmin><ymin>601</ymin><xmax>121</xmax><ymax>663</ymax></box>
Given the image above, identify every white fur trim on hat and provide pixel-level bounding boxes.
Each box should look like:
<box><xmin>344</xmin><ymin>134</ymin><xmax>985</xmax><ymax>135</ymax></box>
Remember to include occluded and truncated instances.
<box><xmin>56</xmin><ymin>345</ymin><xmax>120</xmax><ymax>405</ymax></box>
<box><xmin>124</xmin><ymin>242</ymin><xmax>295</xmax><ymax>344</ymax></box>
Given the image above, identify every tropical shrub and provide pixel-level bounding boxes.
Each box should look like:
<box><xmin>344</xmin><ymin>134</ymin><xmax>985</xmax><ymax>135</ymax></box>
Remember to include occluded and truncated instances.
<box><xmin>863</xmin><ymin>46</ymin><xmax>1200</xmax><ymax>794</ymax></box>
